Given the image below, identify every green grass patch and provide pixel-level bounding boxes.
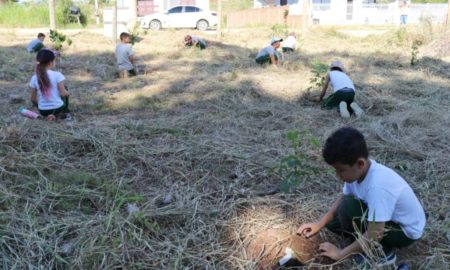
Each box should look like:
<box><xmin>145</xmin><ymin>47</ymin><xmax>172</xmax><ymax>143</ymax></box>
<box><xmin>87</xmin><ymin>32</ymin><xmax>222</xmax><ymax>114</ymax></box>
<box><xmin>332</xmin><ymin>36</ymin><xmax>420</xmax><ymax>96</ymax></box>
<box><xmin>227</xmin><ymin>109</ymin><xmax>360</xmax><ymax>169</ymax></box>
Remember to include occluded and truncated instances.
<box><xmin>0</xmin><ymin>2</ymin><xmax>93</xmax><ymax>28</ymax></box>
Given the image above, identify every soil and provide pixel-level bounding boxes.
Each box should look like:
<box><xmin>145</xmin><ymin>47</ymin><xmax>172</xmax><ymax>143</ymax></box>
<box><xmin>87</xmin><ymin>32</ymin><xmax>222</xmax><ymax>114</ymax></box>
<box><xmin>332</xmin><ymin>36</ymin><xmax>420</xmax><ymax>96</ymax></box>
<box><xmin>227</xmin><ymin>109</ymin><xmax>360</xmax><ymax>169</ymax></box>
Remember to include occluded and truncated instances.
<box><xmin>246</xmin><ymin>229</ymin><xmax>321</xmax><ymax>269</ymax></box>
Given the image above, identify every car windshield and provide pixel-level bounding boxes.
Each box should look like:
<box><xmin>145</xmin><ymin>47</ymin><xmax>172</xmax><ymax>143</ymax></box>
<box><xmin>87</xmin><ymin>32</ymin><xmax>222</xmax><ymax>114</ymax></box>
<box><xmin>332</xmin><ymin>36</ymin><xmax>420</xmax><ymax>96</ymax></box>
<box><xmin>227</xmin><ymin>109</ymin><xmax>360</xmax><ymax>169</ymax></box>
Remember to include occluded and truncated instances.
<box><xmin>185</xmin><ymin>6</ymin><xmax>201</xmax><ymax>13</ymax></box>
<box><xmin>168</xmin><ymin>7</ymin><xmax>182</xmax><ymax>14</ymax></box>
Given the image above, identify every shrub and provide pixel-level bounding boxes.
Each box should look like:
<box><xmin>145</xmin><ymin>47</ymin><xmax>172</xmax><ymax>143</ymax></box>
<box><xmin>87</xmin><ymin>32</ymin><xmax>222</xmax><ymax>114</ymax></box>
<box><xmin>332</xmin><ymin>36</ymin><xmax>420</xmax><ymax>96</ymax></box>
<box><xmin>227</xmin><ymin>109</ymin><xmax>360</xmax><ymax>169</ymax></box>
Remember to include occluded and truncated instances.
<box><xmin>274</xmin><ymin>130</ymin><xmax>321</xmax><ymax>193</ymax></box>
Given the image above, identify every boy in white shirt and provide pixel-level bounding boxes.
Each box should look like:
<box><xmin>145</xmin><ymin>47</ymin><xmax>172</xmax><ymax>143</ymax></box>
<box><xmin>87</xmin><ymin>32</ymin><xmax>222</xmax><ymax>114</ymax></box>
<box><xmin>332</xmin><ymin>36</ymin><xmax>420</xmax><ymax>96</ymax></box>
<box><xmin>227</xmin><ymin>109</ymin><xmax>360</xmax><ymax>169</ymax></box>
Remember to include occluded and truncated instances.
<box><xmin>115</xmin><ymin>32</ymin><xmax>136</xmax><ymax>78</ymax></box>
<box><xmin>318</xmin><ymin>60</ymin><xmax>364</xmax><ymax>118</ymax></box>
<box><xmin>297</xmin><ymin>127</ymin><xmax>426</xmax><ymax>267</ymax></box>
<box><xmin>282</xmin><ymin>32</ymin><xmax>298</xmax><ymax>53</ymax></box>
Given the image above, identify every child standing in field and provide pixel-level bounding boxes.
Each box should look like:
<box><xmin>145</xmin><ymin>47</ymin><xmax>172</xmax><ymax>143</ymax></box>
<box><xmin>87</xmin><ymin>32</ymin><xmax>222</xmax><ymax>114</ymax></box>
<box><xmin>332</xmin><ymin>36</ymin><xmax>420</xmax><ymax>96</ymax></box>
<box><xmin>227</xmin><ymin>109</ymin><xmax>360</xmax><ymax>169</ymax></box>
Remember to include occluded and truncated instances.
<box><xmin>184</xmin><ymin>35</ymin><xmax>206</xmax><ymax>50</ymax></box>
<box><xmin>27</xmin><ymin>33</ymin><xmax>46</xmax><ymax>53</ymax></box>
<box><xmin>282</xmin><ymin>32</ymin><xmax>298</xmax><ymax>53</ymax></box>
<box><xmin>255</xmin><ymin>37</ymin><xmax>283</xmax><ymax>67</ymax></box>
<box><xmin>115</xmin><ymin>32</ymin><xmax>136</xmax><ymax>78</ymax></box>
<box><xmin>318</xmin><ymin>60</ymin><xmax>364</xmax><ymax>118</ymax></box>
<box><xmin>29</xmin><ymin>49</ymin><xmax>71</xmax><ymax>121</ymax></box>
<box><xmin>297</xmin><ymin>127</ymin><xmax>426</xmax><ymax>267</ymax></box>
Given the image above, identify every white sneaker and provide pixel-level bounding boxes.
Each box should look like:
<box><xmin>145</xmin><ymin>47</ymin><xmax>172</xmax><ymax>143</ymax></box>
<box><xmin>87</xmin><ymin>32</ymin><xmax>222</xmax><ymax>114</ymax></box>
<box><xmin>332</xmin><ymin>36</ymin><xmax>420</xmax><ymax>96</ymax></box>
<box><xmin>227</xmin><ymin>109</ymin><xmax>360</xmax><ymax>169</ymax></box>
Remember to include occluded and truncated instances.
<box><xmin>339</xmin><ymin>101</ymin><xmax>350</xmax><ymax>118</ymax></box>
<box><xmin>350</xmin><ymin>102</ymin><xmax>364</xmax><ymax>118</ymax></box>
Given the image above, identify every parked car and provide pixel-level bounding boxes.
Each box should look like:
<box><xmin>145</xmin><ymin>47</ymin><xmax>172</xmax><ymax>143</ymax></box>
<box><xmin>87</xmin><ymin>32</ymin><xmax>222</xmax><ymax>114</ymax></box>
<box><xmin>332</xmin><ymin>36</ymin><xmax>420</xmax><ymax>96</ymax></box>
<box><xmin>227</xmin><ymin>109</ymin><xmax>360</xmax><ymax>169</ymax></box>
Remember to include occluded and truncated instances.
<box><xmin>139</xmin><ymin>6</ymin><xmax>218</xmax><ymax>31</ymax></box>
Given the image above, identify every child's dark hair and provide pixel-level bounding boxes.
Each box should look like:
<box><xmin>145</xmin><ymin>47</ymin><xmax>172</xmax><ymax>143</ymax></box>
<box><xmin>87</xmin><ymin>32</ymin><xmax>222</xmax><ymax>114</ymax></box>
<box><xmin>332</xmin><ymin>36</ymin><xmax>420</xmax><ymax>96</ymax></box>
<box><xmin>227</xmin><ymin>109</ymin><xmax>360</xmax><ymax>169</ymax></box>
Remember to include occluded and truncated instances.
<box><xmin>330</xmin><ymin>67</ymin><xmax>343</xmax><ymax>72</ymax></box>
<box><xmin>120</xmin><ymin>32</ymin><xmax>130</xmax><ymax>41</ymax></box>
<box><xmin>35</xmin><ymin>49</ymin><xmax>55</xmax><ymax>96</ymax></box>
<box><xmin>322</xmin><ymin>127</ymin><xmax>368</xmax><ymax>165</ymax></box>
<box><xmin>38</xmin><ymin>33</ymin><xmax>45</xmax><ymax>39</ymax></box>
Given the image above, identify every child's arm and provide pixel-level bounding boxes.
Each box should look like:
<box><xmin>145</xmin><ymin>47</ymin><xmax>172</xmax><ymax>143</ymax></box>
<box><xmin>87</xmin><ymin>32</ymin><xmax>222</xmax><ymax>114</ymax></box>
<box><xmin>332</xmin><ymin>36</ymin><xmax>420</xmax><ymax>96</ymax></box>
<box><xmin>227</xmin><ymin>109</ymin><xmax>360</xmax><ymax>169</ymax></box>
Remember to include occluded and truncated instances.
<box><xmin>297</xmin><ymin>194</ymin><xmax>343</xmax><ymax>238</ymax></box>
<box><xmin>58</xmin><ymin>82</ymin><xmax>70</xmax><ymax>97</ymax></box>
<box><xmin>270</xmin><ymin>53</ymin><xmax>278</xmax><ymax>67</ymax></box>
<box><xmin>319</xmin><ymin>222</ymin><xmax>386</xmax><ymax>261</ymax></box>
<box><xmin>30</xmin><ymin>88</ymin><xmax>38</xmax><ymax>107</ymax></box>
<box><xmin>129</xmin><ymin>54</ymin><xmax>135</xmax><ymax>65</ymax></box>
<box><xmin>318</xmin><ymin>73</ymin><xmax>330</xmax><ymax>102</ymax></box>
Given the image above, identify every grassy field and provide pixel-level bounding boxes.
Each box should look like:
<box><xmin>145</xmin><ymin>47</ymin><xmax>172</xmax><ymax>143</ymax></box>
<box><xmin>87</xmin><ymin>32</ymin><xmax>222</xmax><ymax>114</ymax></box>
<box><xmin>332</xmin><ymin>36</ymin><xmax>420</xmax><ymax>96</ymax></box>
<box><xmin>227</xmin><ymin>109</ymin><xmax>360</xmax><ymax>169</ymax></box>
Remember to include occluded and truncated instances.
<box><xmin>0</xmin><ymin>24</ymin><xmax>449</xmax><ymax>269</ymax></box>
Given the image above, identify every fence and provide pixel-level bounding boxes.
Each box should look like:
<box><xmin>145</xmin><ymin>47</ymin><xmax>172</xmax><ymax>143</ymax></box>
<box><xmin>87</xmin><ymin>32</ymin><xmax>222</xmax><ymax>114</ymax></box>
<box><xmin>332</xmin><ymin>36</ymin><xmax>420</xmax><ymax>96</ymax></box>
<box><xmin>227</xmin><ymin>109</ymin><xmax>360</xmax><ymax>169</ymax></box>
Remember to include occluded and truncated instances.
<box><xmin>225</xmin><ymin>6</ymin><xmax>303</xmax><ymax>28</ymax></box>
<box><xmin>312</xmin><ymin>3</ymin><xmax>448</xmax><ymax>25</ymax></box>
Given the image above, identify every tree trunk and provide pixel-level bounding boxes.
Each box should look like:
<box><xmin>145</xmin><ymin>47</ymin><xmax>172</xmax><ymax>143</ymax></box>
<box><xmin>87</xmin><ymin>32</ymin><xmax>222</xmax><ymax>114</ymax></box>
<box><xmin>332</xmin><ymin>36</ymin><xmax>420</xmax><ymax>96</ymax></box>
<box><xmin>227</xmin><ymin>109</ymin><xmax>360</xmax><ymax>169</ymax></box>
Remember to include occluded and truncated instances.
<box><xmin>95</xmin><ymin>0</ymin><xmax>100</xmax><ymax>25</ymax></box>
<box><xmin>113</xmin><ymin>0</ymin><xmax>117</xmax><ymax>45</ymax></box>
<box><xmin>129</xmin><ymin>0</ymin><xmax>137</xmax><ymax>28</ymax></box>
<box><xmin>49</xmin><ymin>0</ymin><xmax>56</xmax><ymax>30</ymax></box>
<box><xmin>217</xmin><ymin>0</ymin><xmax>222</xmax><ymax>40</ymax></box>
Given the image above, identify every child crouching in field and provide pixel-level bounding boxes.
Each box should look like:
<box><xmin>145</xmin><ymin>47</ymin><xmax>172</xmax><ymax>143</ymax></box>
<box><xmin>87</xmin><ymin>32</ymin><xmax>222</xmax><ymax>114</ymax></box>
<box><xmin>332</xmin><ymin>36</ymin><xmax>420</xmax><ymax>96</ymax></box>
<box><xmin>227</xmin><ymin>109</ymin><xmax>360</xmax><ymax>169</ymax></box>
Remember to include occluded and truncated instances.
<box><xmin>27</xmin><ymin>33</ymin><xmax>46</xmax><ymax>53</ymax></box>
<box><xmin>29</xmin><ymin>49</ymin><xmax>71</xmax><ymax>121</ymax></box>
<box><xmin>318</xmin><ymin>61</ymin><xmax>364</xmax><ymax>118</ymax></box>
<box><xmin>184</xmin><ymin>35</ymin><xmax>206</xmax><ymax>50</ymax></box>
<box><xmin>255</xmin><ymin>37</ymin><xmax>283</xmax><ymax>67</ymax></box>
<box><xmin>297</xmin><ymin>127</ymin><xmax>426</xmax><ymax>267</ymax></box>
<box><xmin>115</xmin><ymin>32</ymin><xmax>136</xmax><ymax>78</ymax></box>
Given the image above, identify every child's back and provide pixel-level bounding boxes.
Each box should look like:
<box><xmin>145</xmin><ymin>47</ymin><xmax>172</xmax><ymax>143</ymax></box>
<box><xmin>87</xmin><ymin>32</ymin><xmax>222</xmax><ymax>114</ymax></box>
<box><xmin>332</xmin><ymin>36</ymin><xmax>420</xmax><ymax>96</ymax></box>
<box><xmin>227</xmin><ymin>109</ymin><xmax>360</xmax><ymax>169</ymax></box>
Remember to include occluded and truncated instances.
<box><xmin>115</xmin><ymin>43</ymin><xmax>134</xmax><ymax>71</ymax></box>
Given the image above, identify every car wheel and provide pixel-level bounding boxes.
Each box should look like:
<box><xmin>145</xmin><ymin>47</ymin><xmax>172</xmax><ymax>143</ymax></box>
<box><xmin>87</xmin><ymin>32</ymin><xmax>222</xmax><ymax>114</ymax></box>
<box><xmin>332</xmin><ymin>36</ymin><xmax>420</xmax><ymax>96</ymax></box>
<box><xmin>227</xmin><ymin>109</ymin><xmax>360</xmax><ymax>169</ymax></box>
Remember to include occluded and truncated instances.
<box><xmin>196</xmin><ymin>20</ymin><xmax>209</xmax><ymax>31</ymax></box>
<box><xmin>149</xmin><ymin>20</ymin><xmax>161</xmax><ymax>31</ymax></box>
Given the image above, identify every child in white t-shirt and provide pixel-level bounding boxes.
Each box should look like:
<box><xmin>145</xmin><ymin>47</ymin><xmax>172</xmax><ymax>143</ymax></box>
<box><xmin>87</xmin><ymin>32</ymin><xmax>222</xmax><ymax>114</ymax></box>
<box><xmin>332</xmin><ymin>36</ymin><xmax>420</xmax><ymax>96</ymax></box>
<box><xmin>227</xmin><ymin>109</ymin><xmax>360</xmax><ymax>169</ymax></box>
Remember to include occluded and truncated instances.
<box><xmin>29</xmin><ymin>49</ymin><xmax>71</xmax><ymax>121</ymax></box>
<box><xmin>297</xmin><ymin>127</ymin><xmax>426</xmax><ymax>267</ymax></box>
<box><xmin>319</xmin><ymin>60</ymin><xmax>364</xmax><ymax>118</ymax></box>
<box><xmin>282</xmin><ymin>32</ymin><xmax>298</xmax><ymax>53</ymax></box>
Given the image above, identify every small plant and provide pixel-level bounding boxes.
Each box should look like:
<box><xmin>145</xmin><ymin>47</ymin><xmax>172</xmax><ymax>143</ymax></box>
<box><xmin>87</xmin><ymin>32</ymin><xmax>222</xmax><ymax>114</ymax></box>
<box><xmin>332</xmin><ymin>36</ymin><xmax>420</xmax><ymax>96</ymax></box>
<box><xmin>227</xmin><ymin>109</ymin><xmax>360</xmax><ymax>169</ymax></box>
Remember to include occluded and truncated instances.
<box><xmin>49</xmin><ymin>29</ymin><xmax>72</xmax><ymax>51</ymax></box>
<box><xmin>128</xmin><ymin>24</ymin><xmax>141</xmax><ymax>45</ymax></box>
<box><xmin>283</xmin><ymin>9</ymin><xmax>289</xmax><ymax>26</ymax></box>
<box><xmin>395</xmin><ymin>27</ymin><xmax>407</xmax><ymax>45</ymax></box>
<box><xmin>275</xmin><ymin>130</ymin><xmax>321</xmax><ymax>193</ymax></box>
<box><xmin>308</xmin><ymin>60</ymin><xmax>328</xmax><ymax>90</ymax></box>
<box><xmin>270</xmin><ymin>24</ymin><xmax>288</xmax><ymax>38</ymax></box>
<box><xmin>410</xmin><ymin>39</ymin><xmax>422</xmax><ymax>66</ymax></box>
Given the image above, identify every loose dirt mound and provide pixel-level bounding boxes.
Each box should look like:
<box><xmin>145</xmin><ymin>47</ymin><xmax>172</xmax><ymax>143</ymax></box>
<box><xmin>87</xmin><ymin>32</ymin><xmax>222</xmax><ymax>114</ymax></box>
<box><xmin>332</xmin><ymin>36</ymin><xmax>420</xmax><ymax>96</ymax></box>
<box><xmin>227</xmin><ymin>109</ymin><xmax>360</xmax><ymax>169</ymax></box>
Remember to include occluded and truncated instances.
<box><xmin>246</xmin><ymin>229</ymin><xmax>320</xmax><ymax>269</ymax></box>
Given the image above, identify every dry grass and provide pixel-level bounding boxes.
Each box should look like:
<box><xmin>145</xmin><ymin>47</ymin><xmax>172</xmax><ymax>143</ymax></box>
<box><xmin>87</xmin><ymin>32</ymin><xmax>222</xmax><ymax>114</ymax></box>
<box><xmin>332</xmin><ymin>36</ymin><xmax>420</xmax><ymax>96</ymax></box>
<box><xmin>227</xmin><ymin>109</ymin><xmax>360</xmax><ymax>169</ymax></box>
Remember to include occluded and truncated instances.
<box><xmin>0</xmin><ymin>24</ymin><xmax>449</xmax><ymax>269</ymax></box>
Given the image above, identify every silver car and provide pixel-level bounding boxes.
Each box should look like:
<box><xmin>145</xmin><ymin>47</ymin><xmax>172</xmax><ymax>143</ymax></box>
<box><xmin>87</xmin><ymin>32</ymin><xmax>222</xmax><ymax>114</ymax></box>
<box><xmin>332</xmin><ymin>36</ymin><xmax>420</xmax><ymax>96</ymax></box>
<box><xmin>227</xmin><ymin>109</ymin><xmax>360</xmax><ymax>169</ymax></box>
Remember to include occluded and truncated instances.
<box><xmin>139</xmin><ymin>5</ymin><xmax>218</xmax><ymax>31</ymax></box>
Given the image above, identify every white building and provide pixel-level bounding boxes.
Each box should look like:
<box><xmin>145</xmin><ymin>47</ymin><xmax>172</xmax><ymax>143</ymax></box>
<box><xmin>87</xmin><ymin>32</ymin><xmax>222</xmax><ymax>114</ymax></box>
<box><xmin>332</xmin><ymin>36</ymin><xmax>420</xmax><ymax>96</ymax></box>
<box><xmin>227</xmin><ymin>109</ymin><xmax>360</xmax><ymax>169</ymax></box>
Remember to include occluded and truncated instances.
<box><xmin>253</xmin><ymin>0</ymin><xmax>448</xmax><ymax>25</ymax></box>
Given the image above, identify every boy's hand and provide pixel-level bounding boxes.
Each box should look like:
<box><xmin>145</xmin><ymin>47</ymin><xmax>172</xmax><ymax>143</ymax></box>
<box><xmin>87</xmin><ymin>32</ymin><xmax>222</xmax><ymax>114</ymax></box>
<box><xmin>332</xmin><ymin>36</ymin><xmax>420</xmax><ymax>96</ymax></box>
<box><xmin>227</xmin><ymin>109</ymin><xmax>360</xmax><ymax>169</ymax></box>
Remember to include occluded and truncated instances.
<box><xmin>296</xmin><ymin>222</ymin><xmax>321</xmax><ymax>238</ymax></box>
<box><xmin>319</xmin><ymin>242</ymin><xmax>343</xmax><ymax>261</ymax></box>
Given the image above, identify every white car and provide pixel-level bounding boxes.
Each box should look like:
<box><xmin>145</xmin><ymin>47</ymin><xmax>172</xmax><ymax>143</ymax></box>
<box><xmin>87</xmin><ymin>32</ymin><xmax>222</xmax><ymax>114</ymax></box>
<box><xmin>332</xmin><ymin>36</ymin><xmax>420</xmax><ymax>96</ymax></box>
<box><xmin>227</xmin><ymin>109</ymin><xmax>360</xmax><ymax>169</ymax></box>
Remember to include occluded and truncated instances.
<box><xmin>139</xmin><ymin>6</ymin><xmax>218</xmax><ymax>31</ymax></box>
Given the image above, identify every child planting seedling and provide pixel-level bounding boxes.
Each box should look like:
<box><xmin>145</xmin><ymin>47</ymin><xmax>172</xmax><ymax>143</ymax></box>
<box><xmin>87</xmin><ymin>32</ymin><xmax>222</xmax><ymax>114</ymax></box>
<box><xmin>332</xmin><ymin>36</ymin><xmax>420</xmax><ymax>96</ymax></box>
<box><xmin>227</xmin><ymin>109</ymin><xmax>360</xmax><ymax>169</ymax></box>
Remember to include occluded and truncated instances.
<box><xmin>29</xmin><ymin>49</ymin><xmax>71</xmax><ymax>121</ymax></box>
<box><xmin>116</xmin><ymin>32</ymin><xmax>137</xmax><ymax>78</ymax></box>
<box><xmin>318</xmin><ymin>60</ymin><xmax>364</xmax><ymax>118</ymax></box>
<box><xmin>297</xmin><ymin>127</ymin><xmax>426</xmax><ymax>267</ymax></box>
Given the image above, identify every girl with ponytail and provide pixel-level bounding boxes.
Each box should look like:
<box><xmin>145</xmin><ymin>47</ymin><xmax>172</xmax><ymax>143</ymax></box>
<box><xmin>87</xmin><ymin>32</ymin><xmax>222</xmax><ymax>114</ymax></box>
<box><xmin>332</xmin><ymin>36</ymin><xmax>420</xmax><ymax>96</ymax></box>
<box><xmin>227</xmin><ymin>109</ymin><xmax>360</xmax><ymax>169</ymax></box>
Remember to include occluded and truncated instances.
<box><xmin>29</xmin><ymin>49</ymin><xmax>71</xmax><ymax>121</ymax></box>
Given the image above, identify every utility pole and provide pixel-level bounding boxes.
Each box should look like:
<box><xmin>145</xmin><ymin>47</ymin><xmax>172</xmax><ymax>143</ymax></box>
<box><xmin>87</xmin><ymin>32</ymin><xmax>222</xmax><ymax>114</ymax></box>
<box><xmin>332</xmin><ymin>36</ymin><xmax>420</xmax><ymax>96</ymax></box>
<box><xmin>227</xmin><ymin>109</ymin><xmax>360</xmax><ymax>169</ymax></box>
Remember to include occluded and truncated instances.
<box><xmin>95</xmin><ymin>0</ymin><xmax>100</xmax><ymax>25</ymax></box>
<box><xmin>129</xmin><ymin>0</ymin><xmax>137</xmax><ymax>28</ymax></box>
<box><xmin>112</xmin><ymin>0</ymin><xmax>118</xmax><ymax>45</ymax></box>
<box><xmin>302</xmin><ymin>0</ymin><xmax>309</xmax><ymax>33</ymax></box>
<box><xmin>217</xmin><ymin>0</ymin><xmax>222</xmax><ymax>40</ymax></box>
<box><xmin>447</xmin><ymin>0</ymin><xmax>450</xmax><ymax>28</ymax></box>
<box><xmin>49</xmin><ymin>0</ymin><xmax>56</xmax><ymax>30</ymax></box>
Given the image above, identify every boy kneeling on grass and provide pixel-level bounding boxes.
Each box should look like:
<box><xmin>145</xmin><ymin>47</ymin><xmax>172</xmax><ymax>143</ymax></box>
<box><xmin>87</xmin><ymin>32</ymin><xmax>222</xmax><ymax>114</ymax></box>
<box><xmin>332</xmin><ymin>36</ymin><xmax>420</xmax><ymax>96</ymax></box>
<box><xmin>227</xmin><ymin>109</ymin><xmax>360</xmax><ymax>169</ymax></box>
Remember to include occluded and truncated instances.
<box><xmin>115</xmin><ymin>32</ymin><xmax>136</xmax><ymax>78</ymax></box>
<box><xmin>297</xmin><ymin>127</ymin><xmax>426</xmax><ymax>267</ymax></box>
<box><xmin>318</xmin><ymin>60</ymin><xmax>364</xmax><ymax>118</ymax></box>
<box><xmin>184</xmin><ymin>35</ymin><xmax>206</xmax><ymax>50</ymax></box>
<box><xmin>255</xmin><ymin>37</ymin><xmax>283</xmax><ymax>67</ymax></box>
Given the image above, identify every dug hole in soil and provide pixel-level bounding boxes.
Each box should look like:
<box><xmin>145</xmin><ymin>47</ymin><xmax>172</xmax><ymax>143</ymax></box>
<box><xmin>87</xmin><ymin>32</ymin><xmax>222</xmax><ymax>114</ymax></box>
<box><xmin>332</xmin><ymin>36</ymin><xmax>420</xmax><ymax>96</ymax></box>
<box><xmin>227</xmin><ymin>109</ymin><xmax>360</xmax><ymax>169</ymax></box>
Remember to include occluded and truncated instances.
<box><xmin>245</xmin><ymin>228</ymin><xmax>322</xmax><ymax>269</ymax></box>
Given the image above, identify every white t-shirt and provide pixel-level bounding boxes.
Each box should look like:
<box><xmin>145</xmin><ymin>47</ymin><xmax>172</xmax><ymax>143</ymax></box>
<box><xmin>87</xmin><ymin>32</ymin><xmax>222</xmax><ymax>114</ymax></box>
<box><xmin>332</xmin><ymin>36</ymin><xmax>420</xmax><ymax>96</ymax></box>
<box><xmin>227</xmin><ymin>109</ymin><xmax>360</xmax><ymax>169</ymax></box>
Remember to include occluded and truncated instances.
<box><xmin>29</xmin><ymin>70</ymin><xmax>65</xmax><ymax>110</ymax></box>
<box><xmin>329</xmin><ymin>71</ymin><xmax>355</xmax><ymax>92</ymax></box>
<box><xmin>256</xmin><ymin>45</ymin><xmax>275</xmax><ymax>59</ymax></box>
<box><xmin>27</xmin><ymin>39</ymin><xmax>43</xmax><ymax>53</ymax></box>
<box><xmin>282</xmin><ymin>36</ymin><xmax>297</xmax><ymax>50</ymax></box>
<box><xmin>115</xmin><ymin>43</ymin><xmax>134</xmax><ymax>71</ymax></box>
<box><xmin>343</xmin><ymin>160</ymin><xmax>426</xmax><ymax>240</ymax></box>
